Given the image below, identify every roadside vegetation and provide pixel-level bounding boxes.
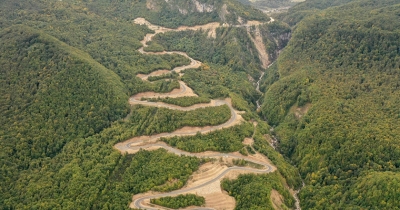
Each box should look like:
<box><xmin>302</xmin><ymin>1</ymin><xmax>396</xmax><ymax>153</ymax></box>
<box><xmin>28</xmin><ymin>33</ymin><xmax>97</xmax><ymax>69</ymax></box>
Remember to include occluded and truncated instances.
<box><xmin>162</xmin><ymin>123</ymin><xmax>254</xmax><ymax>153</ymax></box>
<box><xmin>150</xmin><ymin>194</ymin><xmax>205</xmax><ymax>209</ymax></box>
<box><xmin>222</xmin><ymin>172</ymin><xmax>295</xmax><ymax>210</ymax></box>
<box><xmin>182</xmin><ymin>66</ymin><xmax>260</xmax><ymax>108</ymax></box>
<box><xmin>147</xmin><ymin>71</ymin><xmax>179</xmax><ymax>81</ymax></box>
<box><xmin>144</xmin><ymin>96</ymin><xmax>211</xmax><ymax>107</ymax></box>
<box><xmin>130</xmin><ymin>105</ymin><xmax>231</xmax><ymax>136</ymax></box>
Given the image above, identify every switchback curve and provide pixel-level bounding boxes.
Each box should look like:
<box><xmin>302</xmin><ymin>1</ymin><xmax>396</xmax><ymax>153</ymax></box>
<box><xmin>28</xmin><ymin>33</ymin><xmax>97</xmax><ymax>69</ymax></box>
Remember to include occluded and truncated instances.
<box><xmin>114</xmin><ymin>18</ymin><xmax>276</xmax><ymax>210</ymax></box>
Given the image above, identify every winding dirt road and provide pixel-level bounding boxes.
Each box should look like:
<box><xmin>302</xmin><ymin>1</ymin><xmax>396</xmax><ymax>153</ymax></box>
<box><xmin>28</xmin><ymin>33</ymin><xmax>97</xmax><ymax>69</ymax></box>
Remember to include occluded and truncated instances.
<box><xmin>114</xmin><ymin>98</ymin><xmax>244</xmax><ymax>153</ymax></box>
<box><xmin>129</xmin><ymin>143</ymin><xmax>274</xmax><ymax>210</ymax></box>
<box><xmin>114</xmin><ymin>18</ymin><xmax>276</xmax><ymax>210</ymax></box>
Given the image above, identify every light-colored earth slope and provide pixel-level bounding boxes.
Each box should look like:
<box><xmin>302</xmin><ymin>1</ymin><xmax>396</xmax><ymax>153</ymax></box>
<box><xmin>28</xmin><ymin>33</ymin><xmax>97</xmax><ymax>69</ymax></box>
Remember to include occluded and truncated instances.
<box><xmin>247</xmin><ymin>25</ymin><xmax>270</xmax><ymax>69</ymax></box>
<box><xmin>271</xmin><ymin>189</ymin><xmax>285</xmax><ymax>210</ymax></box>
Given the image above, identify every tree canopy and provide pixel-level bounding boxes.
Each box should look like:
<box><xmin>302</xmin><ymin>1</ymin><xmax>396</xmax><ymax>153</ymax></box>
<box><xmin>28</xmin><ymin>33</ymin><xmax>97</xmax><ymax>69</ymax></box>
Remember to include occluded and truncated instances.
<box><xmin>261</xmin><ymin>0</ymin><xmax>400</xmax><ymax>208</ymax></box>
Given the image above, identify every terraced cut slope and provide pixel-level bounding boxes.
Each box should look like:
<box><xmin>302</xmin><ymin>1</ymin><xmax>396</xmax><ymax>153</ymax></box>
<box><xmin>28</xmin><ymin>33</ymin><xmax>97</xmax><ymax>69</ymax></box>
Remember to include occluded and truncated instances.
<box><xmin>114</xmin><ymin>18</ymin><xmax>277</xmax><ymax>210</ymax></box>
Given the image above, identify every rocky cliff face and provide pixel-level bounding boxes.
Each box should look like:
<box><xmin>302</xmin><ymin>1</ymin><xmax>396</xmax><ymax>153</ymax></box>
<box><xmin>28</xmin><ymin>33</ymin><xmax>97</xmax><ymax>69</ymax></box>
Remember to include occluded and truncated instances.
<box><xmin>272</xmin><ymin>31</ymin><xmax>291</xmax><ymax>60</ymax></box>
<box><xmin>146</xmin><ymin>0</ymin><xmax>216</xmax><ymax>14</ymax></box>
<box><xmin>248</xmin><ymin>22</ymin><xmax>292</xmax><ymax>62</ymax></box>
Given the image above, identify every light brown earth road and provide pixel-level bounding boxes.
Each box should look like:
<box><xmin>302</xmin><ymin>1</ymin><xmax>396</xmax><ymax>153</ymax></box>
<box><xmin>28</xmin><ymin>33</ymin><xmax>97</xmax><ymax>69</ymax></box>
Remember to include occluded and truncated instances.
<box><xmin>114</xmin><ymin>18</ymin><xmax>279</xmax><ymax>210</ymax></box>
<box><xmin>114</xmin><ymin>98</ymin><xmax>244</xmax><ymax>153</ymax></box>
<box><xmin>133</xmin><ymin>80</ymin><xmax>198</xmax><ymax>99</ymax></box>
<box><xmin>127</xmin><ymin>144</ymin><xmax>275</xmax><ymax>210</ymax></box>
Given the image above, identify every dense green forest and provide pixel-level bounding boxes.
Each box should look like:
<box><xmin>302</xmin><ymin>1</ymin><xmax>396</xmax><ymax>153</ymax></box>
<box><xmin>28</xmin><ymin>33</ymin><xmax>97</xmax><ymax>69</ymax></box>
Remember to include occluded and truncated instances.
<box><xmin>1</xmin><ymin>81</ymin><xmax>213</xmax><ymax>209</ymax></box>
<box><xmin>147</xmin><ymin>71</ymin><xmax>179</xmax><ymax>81</ymax></box>
<box><xmin>222</xmin><ymin>172</ymin><xmax>295</xmax><ymax>210</ymax></box>
<box><xmin>0</xmin><ymin>0</ymin><xmax>195</xmax><ymax>96</ymax></box>
<box><xmin>182</xmin><ymin>66</ymin><xmax>260</xmax><ymax>107</ymax></box>
<box><xmin>130</xmin><ymin>104</ymin><xmax>231</xmax><ymax>135</ymax></box>
<box><xmin>0</xmin><ymin>25</ymin><xmax>129</xmax><ymax>208</ymax></box>
<box><xmin>163</xmin><ymin>123</ymin><xmax>254</xmax><ymax>152</ymax></box>
<box><xmin>261</xmin><ymin>0</ymin><xmax>400</xmax><ymax>209</ymax></box>
<box><xmin>238</xmin><ymin>0</ymin><xmax>295</xmax><ymax>9</ymax></box>
<box><xmin>145</xmin><ymin>96</ymin><xmax>211</xmax><ymax>107</ymax></box>
<box><xmin>276</xmin><ymin>0</ymin><xmax>354</xmax><ymax>26</ymax></box>
<box><xmin>97</xmin><ymin>149</ymin><xmax>202</xmax><ymax>203</ymax></box>
<box><xmin>252</xmin><ymin>121</ymin><xmax>302</xmax><ymax>189</ymax></box>
<box><xmin>150</xmin><ymin>194</ymin><xmax>205</xmax><ymax>209</ymax></box>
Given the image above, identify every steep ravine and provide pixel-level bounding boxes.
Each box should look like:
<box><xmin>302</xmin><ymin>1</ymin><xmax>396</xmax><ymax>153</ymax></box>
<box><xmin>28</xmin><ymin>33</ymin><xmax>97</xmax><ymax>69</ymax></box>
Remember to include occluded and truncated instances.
<box><xmin>246</xmin><ymin>20</ymin><xmax>302</xmax><ymax>210</ymax></box>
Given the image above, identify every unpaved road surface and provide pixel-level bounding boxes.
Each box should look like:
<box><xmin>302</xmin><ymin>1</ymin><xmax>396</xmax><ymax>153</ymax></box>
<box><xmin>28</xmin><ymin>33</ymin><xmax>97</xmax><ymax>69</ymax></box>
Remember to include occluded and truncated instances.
<box><xmin>114</xmin><ymin>98</ymin><xmax>244</xmax><ymax>153</ymax></box>
<box><xmin>126</xmin><ymin>143</ymin><xmax>275</xmax><ymax>210</ymax></box>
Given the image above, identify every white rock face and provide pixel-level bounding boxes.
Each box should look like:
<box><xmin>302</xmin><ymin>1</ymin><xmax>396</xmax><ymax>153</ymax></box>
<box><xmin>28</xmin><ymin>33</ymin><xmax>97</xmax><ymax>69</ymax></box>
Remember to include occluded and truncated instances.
<box><xmin>150</xmin><ymin>0</ymin><xmax>215</xmax><ymax>14</ymax></box>
<box><xmin>179</xmin><ymin>8</ymin><xmax>188</xmax><ymax>14</ymax></box>
<box><xmin>193</xmin><ymin>0</ymin><xmax>214</xmax><ymax>13</ymax></box>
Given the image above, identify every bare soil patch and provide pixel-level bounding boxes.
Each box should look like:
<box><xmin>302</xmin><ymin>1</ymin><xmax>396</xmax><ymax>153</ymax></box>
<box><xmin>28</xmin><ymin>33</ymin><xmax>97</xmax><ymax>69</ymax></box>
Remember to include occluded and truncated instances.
<box><xmin>203</xmin><ymin>192</ymin><xmax>236</xmax><ymax>210</ymax></box>
<box><xmin>243</xmin><ymin>138</ymin><xmax>254</xmax><ymax>145</ymax></box>
<box><xmin>271</xmin><ymin>189</ymin><xmax>285</xmax><ymax>210</ymax></box>
<box><xmin>292</xmin><ymin>103</ymin><xmax>311</xmax><ymax>119</ymax></box>
<box><xmin>247</xmin><ymin>25</ymin><xmax>270</xmax><ymax>68</ymax></box>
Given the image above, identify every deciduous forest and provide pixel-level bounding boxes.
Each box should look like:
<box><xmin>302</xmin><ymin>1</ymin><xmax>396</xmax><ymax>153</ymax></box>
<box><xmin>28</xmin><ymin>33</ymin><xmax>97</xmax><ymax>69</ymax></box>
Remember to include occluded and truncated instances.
<box><xmin>150</xmin><ymin>194</ymin><xmax>205</xmax><ymax>209</ymax></box>
<box><xmin>1</xmin><ymin>0</ymin><xmax>400</xmax><ymax>209</ymax></box>
<box><xmin>262</xmin><ymin>0</ymin><xmax>400</xmax><ymax>209</ymax></box>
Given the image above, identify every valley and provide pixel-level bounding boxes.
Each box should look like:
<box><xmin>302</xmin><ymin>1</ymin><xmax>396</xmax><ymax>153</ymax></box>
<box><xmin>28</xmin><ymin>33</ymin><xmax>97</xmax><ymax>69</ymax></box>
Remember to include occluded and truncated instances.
<box><xmin>115</xmin><ymin>17</ymin><xmax>285</xmax><ymax>209</ymax></box>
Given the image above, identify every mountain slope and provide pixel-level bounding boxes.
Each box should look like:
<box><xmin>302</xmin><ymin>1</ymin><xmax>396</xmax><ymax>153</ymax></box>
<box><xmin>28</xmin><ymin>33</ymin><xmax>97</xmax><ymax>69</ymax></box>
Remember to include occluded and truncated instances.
<box><xmin>0</xmin><ymin>25</ymin><xmax>129</xmax><ymax>208</ymax></box>
<box><xmin>238</xmin><ymin>0</ymin><xmax>296</xmax><ymax>10</ymax></box>
<box><xmin>261</xmin><ymin>0</ymin><xmax>400</xmax><ymax>209</ymax></box>
<box><xmin>87</xmin><ymin>0</ymin><xmax>269</xmax><ymax>28</ymax></box>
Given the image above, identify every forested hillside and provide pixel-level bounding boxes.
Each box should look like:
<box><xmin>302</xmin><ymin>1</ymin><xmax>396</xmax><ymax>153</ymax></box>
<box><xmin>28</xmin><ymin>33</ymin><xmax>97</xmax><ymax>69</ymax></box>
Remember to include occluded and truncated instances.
<box><xmin>0</xmin><ymin>0</ymin><xmax>302</xmax><ymax>209</ymax></box>
<box><xmin>238</xmin><ymin>0</ymin><xmax>296</xmax><ymax>10</ymax></box>
<box><xmin>261</xmin><ymin>0</ymin><xmax>400</xmax><ymax>209</ymax></box>
<box><xmin>0</xmin><ymin>25</ymin><xmax>129</xmax><ymax>208</ymax></box>
<box><xmin>87</xmin><ymin>0</ymin><xmax>269</xmax><ymax>28</ymax></box>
